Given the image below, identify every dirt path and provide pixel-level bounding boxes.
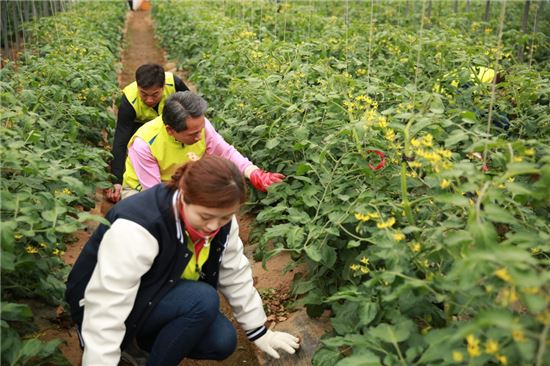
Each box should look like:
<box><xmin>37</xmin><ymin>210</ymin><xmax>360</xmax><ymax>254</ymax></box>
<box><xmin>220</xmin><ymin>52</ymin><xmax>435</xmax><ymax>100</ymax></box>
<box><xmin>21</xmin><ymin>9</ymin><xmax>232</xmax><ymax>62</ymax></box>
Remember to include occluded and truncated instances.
<box><xmin>38</xmin><ymin>6</ymin><xmax>324</xmax><ymax>366</ymax></box>
<box><xmin>41</xmin><ymin>7</ymin><xmax>260</xmax><ymax>366</ymax></box>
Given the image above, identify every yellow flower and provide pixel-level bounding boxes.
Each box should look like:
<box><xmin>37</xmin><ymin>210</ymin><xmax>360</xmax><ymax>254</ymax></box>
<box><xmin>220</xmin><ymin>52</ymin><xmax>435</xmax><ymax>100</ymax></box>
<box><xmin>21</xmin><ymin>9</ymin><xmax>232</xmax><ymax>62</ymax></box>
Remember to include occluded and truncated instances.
<box><xmin>393</xmin><ymin>232</ymin><xmax>405</xmax><ymax>241</ymax></box>
<box><xmin>523</xmin><ymin>148</ymin><xmax>535</xmax><ymax>156</ymax></box>
<box><xmin>385</xmin><ymin>129</ymin><xmax>395</xmax><ymax>142</ymax></box>
<box><xmin>355</xmin><ymin>213</ymin><xmax>370</xmax><ymax>222</ymax></box>
<box><xmin>411</xmin><ymin>242</ymin><xmax>421</xmax><ymax>253</ymax></box>
<box><xmin>359</xmin><ymin>266</ymin><xmax>370</xmax><ymax>274</ymax></box>
<box><xmin>524</xmin><ymin>148</ymin><xmax>535</xmax><ymax>156</ymax></box>
<box><xmin>485</xmin><ymin>339</ymin><xmax>499</xmax><ymax>354</ymax></box>
<box><xmin>377</xmin><ymin>217</ymin><xmax>396</xmax><ymax>229</ymax></box>
<box><xmin>440</xmin><ymin>179</ymin><xmax>451</xmax><ymax>189</ymax></box>
<box><xmin>494</xmin><ymin>267</ymin><xmax>512</xmax><ymax>283</ymax></box>
<box><xmin>496</xmin><ymin>354</ymin><xmax>508</xmax><ymax>365</ymax></box>
<box><xmin>368</xmin><ymin>212</ymin><xmax>380</xmax><ymax>220</ymax></box>
<box><xmin>421</xmin><ymin>134</ymin><xmax>433</xmax><ymax>147</ymax></box>
<box><xmin>466</xmin><ymin>334</ymin><xmax>481</xmax><ymax>357</ymax></box>
<box><xmin>498</xmin><ymin>287</ymin><xmax>518</xmax><ymax>306</ymax></box>
<box><xmin>530</xmin><ymin>247</ymin><xmax>541</xmax><ymax>254</ymax></box>
<box><xmin>410</xmin><ymin>138</ymin><xmax>421</xmax><ymax>148</ymax></box>
<box><xmin>360</xmin><ymin>256</ymin><xmax>369</xmax><ymax>265</ymax></box>
<box><xmin>15</xmin><ymin>234</ymin><xmax>23</xmax><ymax>240</ymax></box>
<box><xmin>512</xmin><ymin>156</ymin><xmax>523</xmax><ymax>162</ymax></box>
<box><xmin>408</xmin><ymin>161</ymin><xmax>422</xmax><ymax>168</ymax></box>
<box><xmin>25</xmin><ymin>245</ymin><xmax>38</xmax><ymax>254</ymax></box>
<box><xmin>523</xmin><ymin>287</ymin><xmax>540</xmax><ymax>295</ymax></box>
<box><xmin>512</xmin><ymin>330</ymin><xmax>525</xmax><ymax>342</ymax></box>
<box><xmin>452</xmin><ymin>351</ymin><xmax>464</xmax><ymax>362</ymax></box>
<box><xmin>378</xmin><ymin>116</ymin><xmax>388</xmax><ymax>129</ymax></box>
<box><xmin>536</xmin><ymin>310</ymin><xmax>549</xmax><ymax>325</ymax></box>
<box><xmin>350</xmin><ymin>264</ymin><xmax>361</xmax><ymax>271</ymax></box>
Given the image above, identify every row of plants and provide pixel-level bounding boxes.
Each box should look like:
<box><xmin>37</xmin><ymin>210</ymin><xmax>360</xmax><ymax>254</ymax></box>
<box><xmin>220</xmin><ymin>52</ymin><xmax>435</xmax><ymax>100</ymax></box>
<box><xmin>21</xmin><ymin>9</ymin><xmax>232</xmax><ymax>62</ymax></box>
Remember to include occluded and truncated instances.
<box><xmin>0</xmin><ymin>2</ymin><xmax>125</xmax><ymax>364</ymax></box>
<box><xmin>154</xmin><ymin>1</ymin><xmax>549</xmax><ymax>365</ymax></box>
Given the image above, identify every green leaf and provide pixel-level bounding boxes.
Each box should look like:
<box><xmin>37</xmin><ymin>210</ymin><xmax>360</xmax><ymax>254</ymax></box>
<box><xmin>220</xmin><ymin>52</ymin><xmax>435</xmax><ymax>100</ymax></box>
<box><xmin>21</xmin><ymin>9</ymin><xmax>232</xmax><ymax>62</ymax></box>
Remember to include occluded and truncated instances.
<box><xmin>358</xmin><ymin>302</ymin><xmax>378</xmax><ymax>326</ymax></box>
<box><xmin>286</xmin><ymin>226</ymin><xmax>305</xmax><ymax>249</ymax></box>
<box><xmin>1</xmin><ymin>251</ymin><xmax>16</xmax><ymax>272</ymax></box>
<box><xmin>444</xmin><ymin>230</ymin><xmax>472</xmax><ymax>247</ymax></box>
<box><xmin>55</xmin><ymin>222</ymin><xmax>80</xmax><ymax>233</ymax></box>
<box><xmin>295</xmin><ymin>162</ymin><xmax>312</xmax><ymax>176</ymax></box>
<box><xmin>370</xmin><ymin>321</ymin><xmax>412</xmax><ymax>344</ymax></box>
<box><xmin>433</xmin><ymin>193</ymin><xmax>470</xmax><ymax>207</ymax></box>
<box><xmin>505</xmin><ymin>162</ymin><xmax>538</xmax><ymax>176</ymax></box>
<box><xmin>312</xmin><ymin>347</ymin><xmax>342</xmax><ymax>366</ymax></box>
<box><xmin>468</xmin><ymin>221</ymin><xmax>498</xmax><ymax>248</ymax></box>
<box><xmin>77</xmin><ymin>212</ymin><xmax>110</xmax><ymax>226</ymax></box>
<box><xmin>336</xmin><ymin>351</ymin><xmax>381</xmax><ymax>366</ymax></box>
<box><xmin>41</xmin><ymin>209</ymin><xmax>57</xmax><ymax>222</ymax></box>
<box><xmin>305</xmin><ymin>244</ymin><xmax>322</xmax><ymax>262</ymax></box>
<box><xmin>444</xmin><ymin>130</ymin><xmax>469</xmax><ymax>147</ymax></box>
<box><xmin>429</xmin><ymin>95</ymin><xmax>444</xmax><ymax>114</ymax></box>
<box><xmin>411</xmin><ymin>117</ymin><xmax>434</xmax><ymax>136</ymax></box>
<box><xmin>18</xmin><ymin>338</ymin><xmax>43</xmax><ymax>359</ymax></box>
<box><xmin>265</xmin><ymin>138</ymin><xmax>280</xmax><ymax>149</ymax></box>
<box><xmin>1</xmin><ymin>302</ymin><xmax>33</xmax><ymax>321</ymax></box>
<box><xmin>506</xmin><ymin>182</ymin><xmax>534</xmax><ymax>196</ymax></box>
<box><xmin>483</xmin><ymin>204</ymin><xmax>518</xmax><ymax>225</ymax></box>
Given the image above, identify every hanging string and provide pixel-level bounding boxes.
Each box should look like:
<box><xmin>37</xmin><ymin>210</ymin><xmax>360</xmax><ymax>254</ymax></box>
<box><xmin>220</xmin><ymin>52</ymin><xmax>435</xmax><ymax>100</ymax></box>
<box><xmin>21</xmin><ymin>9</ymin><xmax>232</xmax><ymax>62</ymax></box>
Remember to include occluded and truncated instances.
<box><xmin>413</xmin><ymin>0</ymin><xmax>427</xmax><ymax>101</ymax></box>
<box><xmin>308</xmin><ymin>0</ymin><xmax>312</xmax><ymax>40</ymax></box>
<box><xmin>258</xmin><ymin>1</ymin><xmax>263</xmax><ymax>40</ymax></box>
<box><xmin>345</xmin><ymin>0</ymin><xmax>349</xmax><ymax>74</ymax></box>
<box><xmin>528</xmin><ymin>2</ymin><xmax>541</xmax><ymax>67</ymax></box>
<box><xmin>282</xmin><ymin>0</ymin><xmax>287</xmax><ymax>42</ymax></box>
<box><xmin>482</xmin><ymin>0</ymin><xmax>507</xmax><ymax>166</ymax></box>
<box><xmin>366</xmin><ymin>0</ymin><xmax>374</xmax><ymax>82</ymax></box>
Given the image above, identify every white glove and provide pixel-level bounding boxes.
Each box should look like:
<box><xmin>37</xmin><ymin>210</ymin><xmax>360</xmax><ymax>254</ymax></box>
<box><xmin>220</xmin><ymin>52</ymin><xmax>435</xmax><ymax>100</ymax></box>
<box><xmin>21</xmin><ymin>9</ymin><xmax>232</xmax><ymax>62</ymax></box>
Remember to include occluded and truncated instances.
<box><xmin>253</xmin><ymin>329</ymin><xmax>300</xmax><ymax>359</ymax></box>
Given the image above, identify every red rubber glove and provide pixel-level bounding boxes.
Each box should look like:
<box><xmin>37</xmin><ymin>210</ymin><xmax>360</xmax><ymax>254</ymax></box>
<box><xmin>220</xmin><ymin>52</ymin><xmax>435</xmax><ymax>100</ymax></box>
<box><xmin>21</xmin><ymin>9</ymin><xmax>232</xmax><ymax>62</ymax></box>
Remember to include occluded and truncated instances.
<box><xmin>249</xmin><ymin>169</ymin><xmax>285</xmax><ymax>192</ymax></box>
<box><xmin>367</xmin><ymin>149</ymin><xmax>386</xmax><ymax>171</ymax></box>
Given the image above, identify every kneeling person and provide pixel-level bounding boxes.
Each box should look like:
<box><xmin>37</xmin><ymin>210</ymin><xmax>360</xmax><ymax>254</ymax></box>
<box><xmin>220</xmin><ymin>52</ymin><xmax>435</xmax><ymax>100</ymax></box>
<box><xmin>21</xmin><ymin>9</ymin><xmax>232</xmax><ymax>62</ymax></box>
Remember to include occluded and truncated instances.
<box><xmin>122</xmin><ymin>91</ymin><xmax>283</xmax><ymax>199</ymax></box>
<box><xmin>65</xmin><ymin>156</ymin><xmax>300</xmax><ymax>365</ymax></box>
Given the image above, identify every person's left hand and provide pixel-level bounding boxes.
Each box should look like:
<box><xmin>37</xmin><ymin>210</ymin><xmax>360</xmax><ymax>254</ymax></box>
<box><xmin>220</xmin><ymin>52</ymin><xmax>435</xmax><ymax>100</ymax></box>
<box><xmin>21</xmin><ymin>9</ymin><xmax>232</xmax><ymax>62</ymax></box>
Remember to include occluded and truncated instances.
<box><xmin>253</xmin><ymin>330</ymin><xmax>300</xmax><ymax>359</ymax></box>
<box><xmin>105</xmin><ymin>183</ymin><xmax>122</xmax><ymax>203</ymax></box>
<box><xmin>249</xmin><ymin>169</ymin><xmax>285</xmax><ymax>192</ymax></box>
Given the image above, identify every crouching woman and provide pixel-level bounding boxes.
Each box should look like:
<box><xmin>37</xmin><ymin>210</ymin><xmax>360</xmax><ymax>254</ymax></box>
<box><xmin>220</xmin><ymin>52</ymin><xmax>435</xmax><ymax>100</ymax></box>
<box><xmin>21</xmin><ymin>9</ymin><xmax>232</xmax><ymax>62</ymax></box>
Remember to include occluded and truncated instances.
<box><xmin>65</xmin><ymin>156</ymin><xmax>300</xmax><ymax>366</ymax></box>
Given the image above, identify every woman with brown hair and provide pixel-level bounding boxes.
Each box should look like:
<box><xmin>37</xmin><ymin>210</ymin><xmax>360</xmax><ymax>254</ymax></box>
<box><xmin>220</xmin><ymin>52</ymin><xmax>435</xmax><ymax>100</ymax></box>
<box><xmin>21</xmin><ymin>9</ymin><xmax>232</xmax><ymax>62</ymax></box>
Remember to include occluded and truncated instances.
<box><xmin>65</xmin><ymin>156</ymin><xmax>300</xmax><ymax>366</ymax></box>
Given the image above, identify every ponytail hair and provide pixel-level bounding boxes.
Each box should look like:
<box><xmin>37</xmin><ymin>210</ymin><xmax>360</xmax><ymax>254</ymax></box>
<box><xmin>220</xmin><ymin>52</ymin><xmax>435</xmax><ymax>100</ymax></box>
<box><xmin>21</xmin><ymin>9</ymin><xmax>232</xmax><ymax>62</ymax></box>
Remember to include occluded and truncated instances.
<box><xmin>167</xmin><ymin>156</ymin><xmax>247</xmax><ymax>208</ymax></box>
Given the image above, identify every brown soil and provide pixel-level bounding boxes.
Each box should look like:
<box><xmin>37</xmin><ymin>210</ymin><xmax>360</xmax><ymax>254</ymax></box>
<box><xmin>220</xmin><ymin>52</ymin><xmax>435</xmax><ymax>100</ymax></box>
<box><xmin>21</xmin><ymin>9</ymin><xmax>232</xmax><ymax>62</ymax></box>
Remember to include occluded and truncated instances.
<box><xmin>36</xmin><ymin>6</ymin><xmax>303</xmax><ymax>366</ymax></box>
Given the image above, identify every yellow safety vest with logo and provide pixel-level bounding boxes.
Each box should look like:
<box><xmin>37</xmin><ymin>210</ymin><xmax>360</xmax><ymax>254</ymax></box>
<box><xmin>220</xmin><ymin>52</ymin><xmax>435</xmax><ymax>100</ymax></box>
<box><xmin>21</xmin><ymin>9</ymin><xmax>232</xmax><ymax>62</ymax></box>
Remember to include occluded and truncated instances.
<box><xmin>122</xmin><ymin>72</ymin><xmax>176</xmax><ymax>124</ymax></box>
<box><xmin>122</xmin><ymin>116</ymin><xmax>207</xmax><ymax>190</ymax></box>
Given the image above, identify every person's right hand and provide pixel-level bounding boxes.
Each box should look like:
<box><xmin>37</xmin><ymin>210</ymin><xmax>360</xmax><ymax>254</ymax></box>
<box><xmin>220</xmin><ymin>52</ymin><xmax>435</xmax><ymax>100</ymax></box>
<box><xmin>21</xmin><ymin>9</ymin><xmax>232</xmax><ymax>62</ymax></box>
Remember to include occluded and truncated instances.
<box><xmin>105</xmin><ymin>184</ymin><xmax>122</xmax><ymax>203</ymax></box>
<box><xmin>253</xmin><ymin>330</ymin><xmax>300</xmax><ymax>359</ymax></box>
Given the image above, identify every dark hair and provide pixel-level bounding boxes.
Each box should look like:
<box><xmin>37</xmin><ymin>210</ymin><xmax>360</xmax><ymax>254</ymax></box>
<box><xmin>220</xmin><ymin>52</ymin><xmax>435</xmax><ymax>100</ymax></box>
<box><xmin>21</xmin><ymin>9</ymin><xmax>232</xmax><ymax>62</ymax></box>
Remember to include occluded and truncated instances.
<box><xmin>162</xmin><ymin>91</ymin><xmax>208</xmax><ymax>132</ymax></box>
<box><xmin>135</xmin><ymin>64</ymin><xmax>165</xmax><ymax>89</ymax></box>
<box><xmin>167</xmin><ymin>156</ymin><xmax>246</xmax><ymax>208</ymax></box>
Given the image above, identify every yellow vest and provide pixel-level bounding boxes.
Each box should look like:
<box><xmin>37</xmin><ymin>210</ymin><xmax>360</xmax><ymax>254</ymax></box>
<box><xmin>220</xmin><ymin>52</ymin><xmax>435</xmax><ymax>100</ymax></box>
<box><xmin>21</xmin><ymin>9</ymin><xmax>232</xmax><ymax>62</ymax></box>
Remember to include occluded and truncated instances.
<box><xmin>122</xmin><ymin>72</ymin><xmax>176</xmax><ymax>124</ymax></box>
<box><xmin>122</xmin><ymin>116</ymin><xmax>207</xmax><ymax>190</ymax></box>
<box><xmin>471</xmin><ymin>67</ymin><xmax>495</xmax><ymax>84</ymax></box>
<box><xmin>433</xmin><ymin>67</ymin><xmax>496</xmax><ymax>94</ymax></box>
<box><xmin>181</xmin><ymin>233</ymin><xmax>211</xmax><ymax>281</ymax></box>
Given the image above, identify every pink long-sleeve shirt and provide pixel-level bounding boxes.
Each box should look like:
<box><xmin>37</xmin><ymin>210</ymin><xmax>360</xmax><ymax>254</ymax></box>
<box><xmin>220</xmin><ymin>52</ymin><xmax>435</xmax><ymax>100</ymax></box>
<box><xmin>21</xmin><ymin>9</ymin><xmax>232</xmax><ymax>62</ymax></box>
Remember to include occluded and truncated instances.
<box><xmin>128</xmin><ymin>118</ymin><xmax>255</xmax><ymax>190</ymax></box>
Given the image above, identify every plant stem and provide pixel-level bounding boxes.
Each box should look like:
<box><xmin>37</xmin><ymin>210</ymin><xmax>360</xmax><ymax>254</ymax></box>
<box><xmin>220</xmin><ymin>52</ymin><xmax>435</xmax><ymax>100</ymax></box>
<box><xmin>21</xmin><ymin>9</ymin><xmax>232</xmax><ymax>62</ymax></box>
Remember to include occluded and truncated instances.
<box><xmin>536</xmin><ymin>320</ymin><xmax>550</xmax><ymax>366</ymax></box>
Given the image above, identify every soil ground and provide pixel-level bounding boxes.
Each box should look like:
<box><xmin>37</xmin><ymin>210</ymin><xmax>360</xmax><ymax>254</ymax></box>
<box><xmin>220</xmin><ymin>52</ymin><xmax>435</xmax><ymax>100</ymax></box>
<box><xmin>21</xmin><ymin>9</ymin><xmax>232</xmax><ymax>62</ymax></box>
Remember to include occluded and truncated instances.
<box><xmin>35</xmin><ymin>7</ymin><xmax>306</xmax><ymax>366</ymax></box>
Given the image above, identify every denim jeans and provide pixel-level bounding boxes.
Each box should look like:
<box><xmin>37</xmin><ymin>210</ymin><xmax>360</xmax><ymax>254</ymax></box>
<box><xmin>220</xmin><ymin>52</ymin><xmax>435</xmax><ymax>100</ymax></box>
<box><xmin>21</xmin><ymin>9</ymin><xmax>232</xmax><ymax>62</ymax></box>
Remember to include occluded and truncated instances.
<box><xmin>135</xmin><ymin>280</ymin><xmax>237</xmax><ymax>366</ymax></box>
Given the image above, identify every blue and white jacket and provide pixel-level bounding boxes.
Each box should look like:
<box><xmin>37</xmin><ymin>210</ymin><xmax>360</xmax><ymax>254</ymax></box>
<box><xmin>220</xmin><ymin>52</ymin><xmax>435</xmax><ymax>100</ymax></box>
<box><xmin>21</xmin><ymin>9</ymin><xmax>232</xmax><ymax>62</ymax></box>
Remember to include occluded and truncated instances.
<box><xmin>65</xmin><ymin>184</ymin><xmax>267</xmax><ymax>366</ymax></box>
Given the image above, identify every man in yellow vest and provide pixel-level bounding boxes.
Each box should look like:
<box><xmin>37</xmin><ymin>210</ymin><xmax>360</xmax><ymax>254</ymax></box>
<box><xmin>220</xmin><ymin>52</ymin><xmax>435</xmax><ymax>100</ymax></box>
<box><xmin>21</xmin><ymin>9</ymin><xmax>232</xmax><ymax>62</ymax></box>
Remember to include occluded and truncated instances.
<box><xmin>107</xmin><ymin>64</ymin><xmax>189</xmax><ymax>202</ymax></box>
<box><xmin>121</xmin><ymin>91</ymin><xmax>284</xmax><ymax>198</ymax></box>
